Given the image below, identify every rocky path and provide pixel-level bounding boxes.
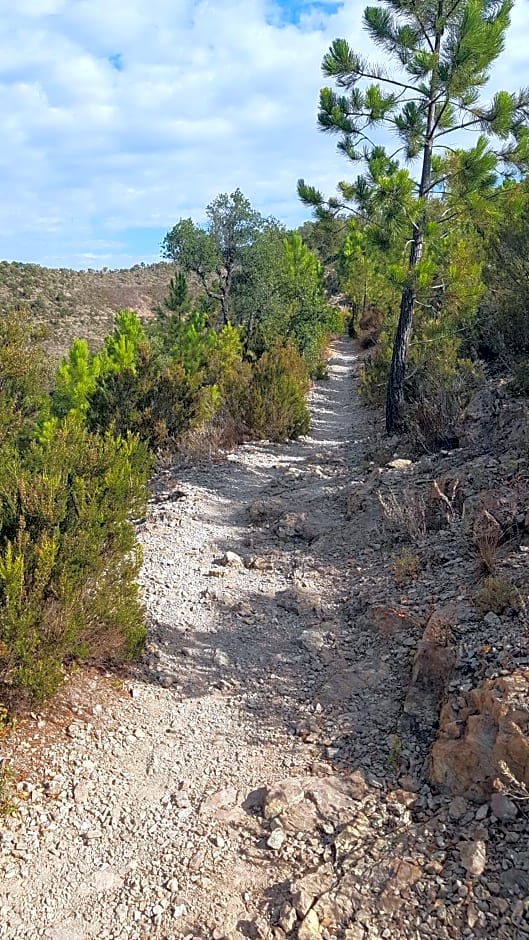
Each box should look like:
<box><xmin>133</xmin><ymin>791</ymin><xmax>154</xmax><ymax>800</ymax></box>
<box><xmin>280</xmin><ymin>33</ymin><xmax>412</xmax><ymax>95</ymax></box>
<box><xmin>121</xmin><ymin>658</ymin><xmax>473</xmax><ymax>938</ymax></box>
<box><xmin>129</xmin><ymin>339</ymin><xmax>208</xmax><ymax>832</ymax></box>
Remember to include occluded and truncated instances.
<box><xmin>0</xmin><ymin>339</ymin><xmax>371</xmax><ymax>938</ymax></box>
<box><xmin>1</xmin><ymin>338</ymin><xmax>528</xmax><ymax>940</ymax></box>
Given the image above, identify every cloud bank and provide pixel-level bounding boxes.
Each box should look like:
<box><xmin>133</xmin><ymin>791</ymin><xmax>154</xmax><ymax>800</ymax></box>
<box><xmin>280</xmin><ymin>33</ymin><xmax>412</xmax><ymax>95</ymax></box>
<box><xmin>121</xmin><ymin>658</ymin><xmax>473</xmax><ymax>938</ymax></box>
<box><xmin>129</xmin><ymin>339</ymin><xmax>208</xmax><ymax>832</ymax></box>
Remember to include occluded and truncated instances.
<box><xmin>0</xmin><ymin>0</ymin><xmax>527</xmax><ymax>268</ymax></box>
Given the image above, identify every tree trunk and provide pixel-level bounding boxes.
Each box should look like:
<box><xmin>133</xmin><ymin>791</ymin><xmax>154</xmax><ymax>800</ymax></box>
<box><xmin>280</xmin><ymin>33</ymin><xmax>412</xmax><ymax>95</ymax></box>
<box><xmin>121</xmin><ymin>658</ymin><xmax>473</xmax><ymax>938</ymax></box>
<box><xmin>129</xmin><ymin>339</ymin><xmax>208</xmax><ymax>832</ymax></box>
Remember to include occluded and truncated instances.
<box><xmin>385</xmin><ymin>3</ymin><xmax>443</xmax><ymax>434</ymax></box>
<box><xmin>385</xmin><ymin>286</ymin><xmax>415</xmax><ymax>432</ymax></box>
<box><xmin>386</xmin><ymin>224</ymin><xmax>424</xmax><ymax>433</ymax></box>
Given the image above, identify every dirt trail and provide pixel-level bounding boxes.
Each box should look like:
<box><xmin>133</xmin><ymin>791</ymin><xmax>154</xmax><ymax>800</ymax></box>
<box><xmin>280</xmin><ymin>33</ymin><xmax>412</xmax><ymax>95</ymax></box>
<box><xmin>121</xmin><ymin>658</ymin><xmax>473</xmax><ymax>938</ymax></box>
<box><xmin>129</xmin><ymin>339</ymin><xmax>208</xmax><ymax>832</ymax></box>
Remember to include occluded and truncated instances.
<box><xmin>3</xmin><ymin>340</ymin><xmax>522</xmax><ymax>940</ymax></box>
<box><xmin>1</xmin><ymin>338</ymin><xmax>386</xmax><ymax>939</ymax></box>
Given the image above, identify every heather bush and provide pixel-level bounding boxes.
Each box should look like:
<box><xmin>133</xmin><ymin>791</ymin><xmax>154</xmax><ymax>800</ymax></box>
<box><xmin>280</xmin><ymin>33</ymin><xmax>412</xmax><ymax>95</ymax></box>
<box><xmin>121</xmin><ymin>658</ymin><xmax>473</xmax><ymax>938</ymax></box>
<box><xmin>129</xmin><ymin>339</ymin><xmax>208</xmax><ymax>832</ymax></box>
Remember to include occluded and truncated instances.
<box><xmin>87</xmin><ymin>346</ymin><xmax>196</xmax><ymax>449</ymax></box>
<box><xmin>235</xmin><ymin>346</ymin><xmax>310</xmax><ymax>441</ymax></box>
<box><xmin>0</xmin><ymin>312</ymin><xmax>150</xmax><ymax>706</ymax></box>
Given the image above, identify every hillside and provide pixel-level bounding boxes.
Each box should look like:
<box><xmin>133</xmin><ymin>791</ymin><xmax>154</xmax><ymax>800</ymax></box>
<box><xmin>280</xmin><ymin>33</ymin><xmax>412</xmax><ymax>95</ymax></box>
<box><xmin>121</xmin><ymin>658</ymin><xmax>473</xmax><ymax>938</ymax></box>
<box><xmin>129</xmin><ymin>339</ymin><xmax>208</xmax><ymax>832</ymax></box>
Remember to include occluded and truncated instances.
<box><xmin>0</xmin><ymin>260</ymin><xmax>176</xmax><ymax>358</ymax></box>
<box><xmin>1</xmin><ymin>339</ymin><xmax>528</xmax><ymax>939</ymax></box>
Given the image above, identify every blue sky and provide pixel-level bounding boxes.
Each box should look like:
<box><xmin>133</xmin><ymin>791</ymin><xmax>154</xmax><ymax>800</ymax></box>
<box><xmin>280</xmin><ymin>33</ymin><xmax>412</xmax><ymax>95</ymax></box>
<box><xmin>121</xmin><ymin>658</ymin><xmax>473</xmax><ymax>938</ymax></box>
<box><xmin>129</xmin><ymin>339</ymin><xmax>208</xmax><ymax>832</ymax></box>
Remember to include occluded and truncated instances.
<box><xmin>0</xmin><ymin>0</ymin><xmax>528</xmax><ymax>270</ymax></box>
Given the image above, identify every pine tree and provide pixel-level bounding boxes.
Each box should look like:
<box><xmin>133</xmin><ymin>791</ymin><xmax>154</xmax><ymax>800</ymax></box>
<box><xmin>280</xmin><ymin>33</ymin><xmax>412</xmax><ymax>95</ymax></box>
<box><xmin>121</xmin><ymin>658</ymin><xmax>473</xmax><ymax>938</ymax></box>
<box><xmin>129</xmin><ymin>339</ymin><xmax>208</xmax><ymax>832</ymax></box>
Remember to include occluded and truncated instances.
<box><xmin>166</xmin><ymin>272</ymin><xmax>188</xmax><ymax>314</ymax></box>
<box><xmin>299</xmin><ymin>0</ymin><xmax>529</xmax><ymax>431</ymax></box>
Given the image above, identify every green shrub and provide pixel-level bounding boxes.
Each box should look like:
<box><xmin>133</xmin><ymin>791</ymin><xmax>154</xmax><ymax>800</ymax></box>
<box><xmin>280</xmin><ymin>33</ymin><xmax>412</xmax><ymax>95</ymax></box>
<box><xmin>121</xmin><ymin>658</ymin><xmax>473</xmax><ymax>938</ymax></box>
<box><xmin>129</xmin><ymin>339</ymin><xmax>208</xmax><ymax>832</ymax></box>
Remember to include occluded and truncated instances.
<box><xmin>87</xmin><ymin>345</ymin><xmax>197</xmax><ymax>449</ymax></box>
<box><xmin>0</xmin><ymin>311</ymin><xmax>150</xmax><ymax>706</ymax></box>
<box><xmin>510</xmin><ymin>359</ymin><xmax>529</xmax><ymax>398</ymax></box>
<box><xmin>234</xmin><ymin>346</ymin><xmax>310</xmax><ymax>441</ymax></box>
<box><xmin>475</xmin><ymin>576</ymin><xmax>524</xmax><ymax>616</ymax></box>
<box><xmin>0</xmin><ymin>415</ymin><xmax>150</xmax><ymax>703</ymax></box>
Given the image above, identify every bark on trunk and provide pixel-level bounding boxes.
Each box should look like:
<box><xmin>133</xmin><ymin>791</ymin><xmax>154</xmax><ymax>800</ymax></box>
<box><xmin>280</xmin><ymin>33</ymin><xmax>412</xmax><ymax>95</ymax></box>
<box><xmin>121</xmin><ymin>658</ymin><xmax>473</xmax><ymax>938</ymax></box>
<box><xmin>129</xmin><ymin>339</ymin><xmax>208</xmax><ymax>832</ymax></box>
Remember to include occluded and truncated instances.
<box><xmin>385</xmin><ymin>6</ymin><xmax>443</xmax><ymax>434</ymax></box>
<box><xmin>386</xmin><ymin>285</ymin><xmax>415</xmax><ymax>432</ymax></box>
<box><xmin>386</xmin><ymin>224</ymin><xmax>424</xmax><ymax>433</ymax></box>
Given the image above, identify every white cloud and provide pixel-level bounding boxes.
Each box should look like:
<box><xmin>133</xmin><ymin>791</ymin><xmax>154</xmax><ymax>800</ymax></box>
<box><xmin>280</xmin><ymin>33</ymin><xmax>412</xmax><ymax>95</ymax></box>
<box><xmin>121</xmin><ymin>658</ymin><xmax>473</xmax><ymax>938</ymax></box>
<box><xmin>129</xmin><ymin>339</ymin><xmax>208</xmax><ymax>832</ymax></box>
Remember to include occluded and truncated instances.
<box><xmin>0</xmin><ymin>0</ymin><xmax>527</xmax><ymax>268</ymax></box>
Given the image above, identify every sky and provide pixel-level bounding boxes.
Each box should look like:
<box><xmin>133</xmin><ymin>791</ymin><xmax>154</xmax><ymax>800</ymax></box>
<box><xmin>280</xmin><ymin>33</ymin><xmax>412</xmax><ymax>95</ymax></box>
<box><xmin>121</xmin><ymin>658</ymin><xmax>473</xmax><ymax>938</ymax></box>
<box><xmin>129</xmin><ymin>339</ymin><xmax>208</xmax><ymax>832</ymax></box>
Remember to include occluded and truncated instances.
<box><xmin>0</xmin><ymin>0</ymin><xmax>528</xmax><ymax>270</ymax></box>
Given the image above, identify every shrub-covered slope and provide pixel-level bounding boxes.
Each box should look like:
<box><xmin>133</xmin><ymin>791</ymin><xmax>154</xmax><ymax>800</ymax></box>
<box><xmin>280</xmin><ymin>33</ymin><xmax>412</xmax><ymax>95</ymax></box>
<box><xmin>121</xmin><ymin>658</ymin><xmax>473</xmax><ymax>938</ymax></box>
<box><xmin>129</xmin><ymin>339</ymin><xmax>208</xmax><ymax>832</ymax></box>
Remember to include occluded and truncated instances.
<box><xmin>0</xmin><ymin>261</ymin><xmax>175</xmax><ymax>358</ymax></box>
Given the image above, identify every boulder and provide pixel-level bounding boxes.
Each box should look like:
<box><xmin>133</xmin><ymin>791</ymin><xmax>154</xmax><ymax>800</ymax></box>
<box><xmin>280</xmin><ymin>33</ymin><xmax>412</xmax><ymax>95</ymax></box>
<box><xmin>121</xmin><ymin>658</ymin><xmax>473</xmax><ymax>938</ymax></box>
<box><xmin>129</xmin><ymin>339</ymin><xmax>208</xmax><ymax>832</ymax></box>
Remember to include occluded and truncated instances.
<box><xmin>248</xmin><ymin>497</ymin><xmax>287</xmax><ymax>524</ymax></box>
<box><xmin>401</xmin><ymin>606</ymin><xmax>456</xmax><ymax>743</ymax></box>
<box><xmin>262</xmin><ymin>773</ymin><xmax>367</xmax><ymax>834</ymax></box>
<box><xmin>430</xmin><ymin>669</ymin><xmax>529</xmax><ymax>799</ymax></box>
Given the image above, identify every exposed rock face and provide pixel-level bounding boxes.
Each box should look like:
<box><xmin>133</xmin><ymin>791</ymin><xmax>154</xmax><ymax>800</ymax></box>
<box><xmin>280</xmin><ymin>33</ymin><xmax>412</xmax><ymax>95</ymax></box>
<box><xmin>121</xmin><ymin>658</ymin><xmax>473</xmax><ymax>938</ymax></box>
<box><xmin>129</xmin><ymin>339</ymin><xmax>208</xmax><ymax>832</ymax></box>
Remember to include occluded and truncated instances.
<box><xmin>401</xmin><ymin>607</ymin><xmax>457</xmax><ymax>746</ymax></box>
<box><xmin>262</xmin><ymin>773</ymin><xmax>367</xmax><ymax>834</ymax></box>
<box><xmin>457</xmin><ymin>385</ymin><xmax>529</xmax><ymax>455</ymax></box>
<box><xmin>430</xmin><ymin>669</ymin><xmax>529</xmax><ymax>799</ymax></box>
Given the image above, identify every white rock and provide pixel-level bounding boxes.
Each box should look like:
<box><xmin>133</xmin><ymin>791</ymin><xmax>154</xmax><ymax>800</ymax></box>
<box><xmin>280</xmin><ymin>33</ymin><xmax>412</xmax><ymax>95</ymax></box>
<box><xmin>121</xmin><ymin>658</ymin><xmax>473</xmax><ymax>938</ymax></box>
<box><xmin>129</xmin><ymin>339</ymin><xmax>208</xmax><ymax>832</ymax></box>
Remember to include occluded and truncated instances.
<box><xmin>458</xmin><ymin>840</ymin><xmax>487</xmax><ymax>877</ymax></box>
<box><xmin>267</xmin><ymin>828</ymin><xmax>286</xmax><ymax>851</ymax></box>
<box><xmin>220</xmin><ymin>551</ymin><xmax>244</xmax><ymax>567</ymax></box>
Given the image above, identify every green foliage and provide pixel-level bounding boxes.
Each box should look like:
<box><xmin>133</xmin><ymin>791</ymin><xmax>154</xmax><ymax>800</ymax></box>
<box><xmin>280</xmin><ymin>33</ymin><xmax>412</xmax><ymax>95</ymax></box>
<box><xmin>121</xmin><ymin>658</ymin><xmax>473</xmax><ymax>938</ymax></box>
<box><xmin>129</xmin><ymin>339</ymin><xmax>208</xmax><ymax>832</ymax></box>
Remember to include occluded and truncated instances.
<box><xmin>99</xmin><ymin>309</ymin><xmax>146</xmax><ymax>373</ymax></box>
<box><xmin>297</xmin><ymin>215</ymin><xmax>346</xmax><ymax>264</ymax></box>
<box><xmin>234</xmin><ymin>346</ymin><xmax>311</xmax><ymax>441</ymax></box>
<box><xmin>473</xmin><ymin>181</ymin><xmax>529</xmax><ymax>362</ymax></box>
<box><xmin>300</xmin><ymin>0</ymin><xmax>529</xmax><ymax>430</ymax></box>
<box><xmin>0</xmin><ymin>312</ymin><xmax>150</xmax><ymax>705</ymax></box>
<box><xmin>233</xmin><ymin>227</ymin><xmax>343</xmax><ymax>375</ymax></box>
<box><xmin>162</xmin><ymin>190</ymin><xmax>267</xmax><ymax>325</ymax></box>
<box><xmin>53</xmin><ymin>339</ymin><xmax>100</xmax><ymax>419</ymax></box>
<box><xmin>153</xmin><ymin>272</ymin><xmax>192</xmax><ymax>350</ymax></box>
<box><xmin>0</xmin><ymin>310</ymin><xmax>50</xmax><ymax>445</ymax></box>
<box><xmin>166</xmin><ymin>272</ymin><xmax>189</xmax><ymax>313</ymax></box>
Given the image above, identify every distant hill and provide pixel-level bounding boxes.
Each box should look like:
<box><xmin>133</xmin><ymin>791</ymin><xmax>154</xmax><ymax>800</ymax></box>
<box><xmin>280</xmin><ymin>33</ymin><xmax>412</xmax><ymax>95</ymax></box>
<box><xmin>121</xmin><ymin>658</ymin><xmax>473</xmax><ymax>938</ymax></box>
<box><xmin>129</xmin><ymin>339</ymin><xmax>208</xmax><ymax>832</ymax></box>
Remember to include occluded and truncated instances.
<box><xmin>0</xmin><ymin>260</ymin><xmax>176</xmax><ymax>358</ymax></box>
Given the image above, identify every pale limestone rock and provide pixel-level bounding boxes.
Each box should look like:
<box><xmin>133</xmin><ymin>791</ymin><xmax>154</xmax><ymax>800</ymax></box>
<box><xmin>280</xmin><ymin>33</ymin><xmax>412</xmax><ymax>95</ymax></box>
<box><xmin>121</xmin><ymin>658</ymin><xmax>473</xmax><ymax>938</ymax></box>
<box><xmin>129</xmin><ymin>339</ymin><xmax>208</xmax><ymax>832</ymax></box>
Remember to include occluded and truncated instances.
<box><xmin>458</xmin><ymin>840</ymin><xmax>487</xmax><ymax>877</ymax></box>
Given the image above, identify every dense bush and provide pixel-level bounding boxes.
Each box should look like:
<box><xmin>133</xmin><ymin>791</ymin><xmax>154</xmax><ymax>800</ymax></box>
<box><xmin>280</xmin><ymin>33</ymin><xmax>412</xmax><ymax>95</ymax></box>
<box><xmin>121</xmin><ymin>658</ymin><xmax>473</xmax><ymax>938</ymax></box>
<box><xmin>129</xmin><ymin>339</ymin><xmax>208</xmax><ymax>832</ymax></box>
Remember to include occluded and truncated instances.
<box><xmin>87</xmin><ymin>349</ymin><xmax>196</xmax><ymax>449</ymax></box>
<box><xmin>234</xmin><ymin>346</ymin><xmax>310</xmax><ymax>441</ymax></box>
<box><xmin>0</xmin><ymin>312</ymin><xmax>150</xmax><ymax>705</ymax></box>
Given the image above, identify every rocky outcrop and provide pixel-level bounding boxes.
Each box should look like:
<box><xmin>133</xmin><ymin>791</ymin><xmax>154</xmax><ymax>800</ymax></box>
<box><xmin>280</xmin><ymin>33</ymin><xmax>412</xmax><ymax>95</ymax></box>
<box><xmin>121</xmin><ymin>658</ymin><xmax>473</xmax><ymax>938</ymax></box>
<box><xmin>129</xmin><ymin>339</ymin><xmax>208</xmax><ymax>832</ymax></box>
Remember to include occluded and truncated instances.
<box><xmin>430</xmin><ymin>669</ymin><xmax>529</xmax><ymax>799</ymax></box>
<box><xmin>457</xmin><ymin>385</ymin><xmax>529</xmax><ymax>455</ymax></box>
<box><xmin>401</xmin><ymin>606</ymin><xmax>457</xmax><ymax>748</ymax></box>
<box><xmin>262</xmin><ymin>773</ymin><xmax>367</xmax><ymax>834</ymax></box>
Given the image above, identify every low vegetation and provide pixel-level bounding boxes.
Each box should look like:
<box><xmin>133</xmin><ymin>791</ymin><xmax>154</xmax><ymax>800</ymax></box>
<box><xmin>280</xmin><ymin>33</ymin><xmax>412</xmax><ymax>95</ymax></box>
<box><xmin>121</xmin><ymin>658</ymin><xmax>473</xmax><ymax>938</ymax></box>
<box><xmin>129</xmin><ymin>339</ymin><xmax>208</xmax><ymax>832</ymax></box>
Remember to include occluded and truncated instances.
<box><xmin>0</xmin><ymin>311</ymin><xmax>150</xmax><ymax>706</ymax></box>
<box><xmin>475</xmin><ymin>576</ymin><xmax>525</xmax><ymax>616</ymax></box>
<box><xmin>0</xmin><ymin>192</ymin><xmax>344</xmax><ymax>709</ymax></box>
<box><xmin>0</xmin><ymin>261</ymin><xmax>175</xmax><ymax>359</ymax></box>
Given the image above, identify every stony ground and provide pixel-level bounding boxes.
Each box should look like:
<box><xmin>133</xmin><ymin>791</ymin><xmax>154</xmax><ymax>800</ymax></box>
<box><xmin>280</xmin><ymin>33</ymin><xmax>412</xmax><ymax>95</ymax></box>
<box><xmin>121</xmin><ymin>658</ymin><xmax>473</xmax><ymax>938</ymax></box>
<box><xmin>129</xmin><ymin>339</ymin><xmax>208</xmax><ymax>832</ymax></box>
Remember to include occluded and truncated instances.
<box><xmin>1</xmin><ymin>338</ymin><xmax>528</xmax><ymax>940</ymax></box>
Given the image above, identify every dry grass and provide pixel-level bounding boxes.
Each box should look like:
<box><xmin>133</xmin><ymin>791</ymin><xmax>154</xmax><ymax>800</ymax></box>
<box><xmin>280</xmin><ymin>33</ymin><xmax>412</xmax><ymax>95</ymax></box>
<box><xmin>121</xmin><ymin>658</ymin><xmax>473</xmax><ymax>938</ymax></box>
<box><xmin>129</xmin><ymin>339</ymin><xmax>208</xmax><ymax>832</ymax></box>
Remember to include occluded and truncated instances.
<box><xmin>356</xmin><ymin>307</ymin><xmax>384</xmax><ymax>349</ymax></box>
<box><xmin>429</xmin><ymin>477</ymin><xmax>461</xmax><ymax>525</ymax></box>
<box><xmin>472</xmin><ymin>507</ymin><xmax>502</xmax><ymax>574</ymax></box>
<box><xmin>391</xmin><ymin>549</ymin><xmax>421</xmax><ymax>585</ymax></box>
<box><xmin>0</xmin><ymin>759</ymin><xmax>15</xmax><ymax>817</ymax></box>
<box><xmin>176</xmin><ymin>411</ymin><xmax>246</xmax><ymax>463</ymax></box>
<box><xmin>377</xmin><ymin>488</ymin><xmax>427</xmax><ymax>541</ymax></box>
<box><xmin>475</xmin><ymin>576</ymin><xmax>525</xmax><ymax>615</ymax></box>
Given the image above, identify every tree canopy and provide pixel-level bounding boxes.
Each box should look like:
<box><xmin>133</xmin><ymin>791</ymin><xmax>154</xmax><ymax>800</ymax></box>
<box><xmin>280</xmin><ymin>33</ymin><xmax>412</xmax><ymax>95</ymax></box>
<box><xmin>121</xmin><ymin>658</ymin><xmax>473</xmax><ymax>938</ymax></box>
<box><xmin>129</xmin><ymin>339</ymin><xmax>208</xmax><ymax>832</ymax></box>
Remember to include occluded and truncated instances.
<box><xmin>162</xmin><ymin>189</ymin><xmax>267</xmax><ymax>326</ymax></box>
<box><xmin>299</xmin><ymin>0</ymin><xmax>529</xmax><ymax>431</ymax></box>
